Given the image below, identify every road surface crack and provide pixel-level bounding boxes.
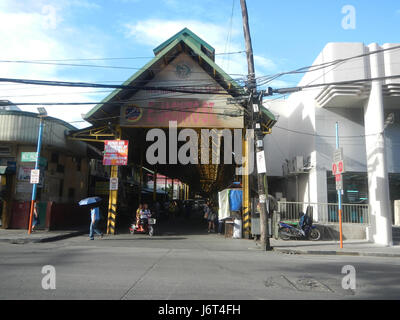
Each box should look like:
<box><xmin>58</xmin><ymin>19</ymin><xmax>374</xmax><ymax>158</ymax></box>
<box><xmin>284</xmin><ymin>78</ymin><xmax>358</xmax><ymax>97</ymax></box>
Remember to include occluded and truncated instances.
<box><xmin>120</xmin><ymin>249</ymin><xmax>171</xmax><ymax>300</ymax></box>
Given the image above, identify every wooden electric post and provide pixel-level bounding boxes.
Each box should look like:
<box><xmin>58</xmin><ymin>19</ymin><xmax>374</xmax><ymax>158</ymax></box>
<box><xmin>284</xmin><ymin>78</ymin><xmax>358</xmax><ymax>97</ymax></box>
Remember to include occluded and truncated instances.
<box><xmin>240</xmin><ymin>0</ymin><xmax>272</xmax><ymax>251</ymax></box>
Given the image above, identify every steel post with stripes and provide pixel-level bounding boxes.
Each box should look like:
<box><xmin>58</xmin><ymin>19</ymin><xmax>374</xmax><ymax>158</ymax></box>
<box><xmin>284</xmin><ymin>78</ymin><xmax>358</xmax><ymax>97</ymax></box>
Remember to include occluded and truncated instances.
<box><xmin>106</xmin><ymin>125</ymin><xmax>121</xmax><ymax>235</ymax></box>
<box><xmin>107</xmin><ymin>165</ymin><xmax>118</xmax><ymax>235</ymax></box>
<box><xmin>242</xmin><ymin>129</ymin><xmax>251</xmax><ymax>238</ymax></box>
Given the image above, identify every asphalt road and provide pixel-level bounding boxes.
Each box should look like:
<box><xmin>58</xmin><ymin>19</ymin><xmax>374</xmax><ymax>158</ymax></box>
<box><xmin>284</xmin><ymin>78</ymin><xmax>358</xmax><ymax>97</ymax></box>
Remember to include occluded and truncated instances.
<box><xmin>1</xmin><ymin>217</ymin><xmax>399</xmax><ymax>300</ymax></box>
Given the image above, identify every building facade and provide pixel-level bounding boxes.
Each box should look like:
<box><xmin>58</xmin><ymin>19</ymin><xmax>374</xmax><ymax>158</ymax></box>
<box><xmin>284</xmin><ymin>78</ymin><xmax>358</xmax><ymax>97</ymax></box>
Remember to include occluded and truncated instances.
<box><xmin>265</xmin><ymin>42</ymin><xmax>400</xmax><ymax>245</ymax></box>
<box><xmin>0</xmin><ymin>110</ymin><xmax>90</xmax><ymax>229</ymax></box>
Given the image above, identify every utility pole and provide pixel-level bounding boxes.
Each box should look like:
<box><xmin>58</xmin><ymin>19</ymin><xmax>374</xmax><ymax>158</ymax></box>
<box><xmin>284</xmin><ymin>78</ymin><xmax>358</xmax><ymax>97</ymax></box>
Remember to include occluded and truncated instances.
<box><xmin>335</xmin><ymin>122</ymin><xmax>343</xmax><ymax>249</ymax></box>
<box><xmin>240</xmin><ymin>0</ymin><xmax>272</xmax><ymax>251</ymax></box>
<box><xmin>28</xmin><ymin>107</ymin><xmax>47</xmax><ymax>234</ymax></box>
<box><xmin>240</xmin><ymin>0</ymin><xmax>256</xmax><ymax>91</ymax></box>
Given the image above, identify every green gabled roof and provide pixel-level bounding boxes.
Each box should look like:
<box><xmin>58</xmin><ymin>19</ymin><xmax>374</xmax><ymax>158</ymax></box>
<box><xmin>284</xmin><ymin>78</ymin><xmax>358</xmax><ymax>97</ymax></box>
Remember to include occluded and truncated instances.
<box><xmin>85</xmin><ymin>28</ymin><xmax>245</xmax><ymax>122</ymax></box>
<box><xmin>153</xmin><ymin>28</ymin><xmax>215</xmax><ymax>58</ymax></box>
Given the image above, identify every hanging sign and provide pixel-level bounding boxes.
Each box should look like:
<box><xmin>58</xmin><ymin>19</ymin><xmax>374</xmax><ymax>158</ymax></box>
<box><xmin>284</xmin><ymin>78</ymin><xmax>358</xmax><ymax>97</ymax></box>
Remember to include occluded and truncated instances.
<box><xmin>103</xmin><ymin>140</ymin><xmax>129</xmax><ymax>166</ymax></box>
<box><xmin>256</xmin><ymin>151</ymin><xmax>267</xmax><ymax>174</ymax></box>
<box><xmin>30</xmin><ymin>169</ymin><xmax>40</xmax><ymax>184</ymax></box>
<box><xmin>332</xmin><ymin>148</ymin><xmax>345</xmax><ymax>175</ymax></box>
<box><xmin>109</xmin><ymin>177</ymin><xmax>119</xmax><ymax>191</ymax></box>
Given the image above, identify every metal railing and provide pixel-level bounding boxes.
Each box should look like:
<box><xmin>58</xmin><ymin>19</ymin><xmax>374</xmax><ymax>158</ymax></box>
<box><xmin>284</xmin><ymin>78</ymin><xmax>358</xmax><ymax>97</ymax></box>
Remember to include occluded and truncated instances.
<box><xmin>277</xmin><ymin>201</ymin><xmax>370</xmax><ymax>225</ymax></box>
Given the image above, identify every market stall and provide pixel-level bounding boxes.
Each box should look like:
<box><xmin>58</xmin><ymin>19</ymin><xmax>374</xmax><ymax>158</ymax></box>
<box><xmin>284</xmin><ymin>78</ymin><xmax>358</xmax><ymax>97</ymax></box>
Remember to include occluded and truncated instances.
<box><xmin>218</xmin><ymin>188</ymin><xmax>243</xmax><ymax>238</ymax></box>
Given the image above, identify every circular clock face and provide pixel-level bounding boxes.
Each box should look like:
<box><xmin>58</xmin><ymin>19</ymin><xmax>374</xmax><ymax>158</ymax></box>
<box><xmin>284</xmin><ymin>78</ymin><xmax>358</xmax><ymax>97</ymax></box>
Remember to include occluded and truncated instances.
<box><xmin>175</xmin><ymin>63</ymin><xmax>191</xmax><ymax>79</ymax></box>
<box><xmin>124</xmin><ymin>105</ymin><xmax>143</xmax><ymax>123</ymax></box>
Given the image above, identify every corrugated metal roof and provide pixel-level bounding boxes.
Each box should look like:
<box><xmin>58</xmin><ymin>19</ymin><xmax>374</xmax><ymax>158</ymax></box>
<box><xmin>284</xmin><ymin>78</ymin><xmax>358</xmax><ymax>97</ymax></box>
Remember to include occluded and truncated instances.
<box><xmin>0</xmin><ymin>111</ymin><xmax>86</xmax><ymax>155</ymax></box>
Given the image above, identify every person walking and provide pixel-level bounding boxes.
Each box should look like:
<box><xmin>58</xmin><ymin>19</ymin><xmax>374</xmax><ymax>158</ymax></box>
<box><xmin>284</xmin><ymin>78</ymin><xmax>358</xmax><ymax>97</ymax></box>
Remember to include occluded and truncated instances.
<box><xmin>205</xmin><ymin>201</ymin><xmax>216</xmax><ymax>233</ymax></box>
<box><xmin>31</xmin><ymin>201</ymin><xmax>40</xmax><ymax>232</ymax></box>
<box><xmin>89</xmin><ymin>206</ymin><xmax>103</xmax><ymax>240</ymax></box>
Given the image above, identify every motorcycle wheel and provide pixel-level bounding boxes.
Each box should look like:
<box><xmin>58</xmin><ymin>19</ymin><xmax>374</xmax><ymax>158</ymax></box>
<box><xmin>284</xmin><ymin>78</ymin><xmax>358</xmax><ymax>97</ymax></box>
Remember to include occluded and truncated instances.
<box><xmin>309</xmin><ymin>228</ymin><xmax>321</xmax><ymax>241</ymax></box>
<box><xmin>278</xmin><ymin>227</ymin><xmax>291</xmax><ymax>241</ymax></box>
<box><xmin>149</xmin><ymin>226</ymin><xmax>154</xmax><ymax>237</ymax></box>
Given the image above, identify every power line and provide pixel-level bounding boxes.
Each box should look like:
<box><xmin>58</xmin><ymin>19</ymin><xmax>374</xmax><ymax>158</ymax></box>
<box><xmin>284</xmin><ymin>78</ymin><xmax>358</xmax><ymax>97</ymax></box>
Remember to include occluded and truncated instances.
<box><xmin>0</xmin><ymin>50</ymin><xmax>246</xmax><ymax>62</ymax></box>
<box><xmin>222</xmin><ymin>0</ymin><xmax>236</xmax><ymax>73</ymax></box>
<box><xmin>1</xmin><ymin>100</ymin><xmax>244</xmax><ymax>117</ymax></box>
<box><xmin>9</xmin><ymin>99</ymin><xmax>245</xmax><ymax>112</ymax></box>
<box><xmin>0</xmin><ymin>77</ymin><xmax>248</xmax><ymax>92</ymax></box>
<box><xmin>0</xmin><ymin>77</ymin><xmax>243</xmax><ymax>95</ymax></box>
<box><xmin>256</xmin><ymin>45</ymin><xmax>400</xmax><ymax>87</ymax></box>
<box><xmin>0</xmin><ymin>50</ymin><xmax>247</xmax><ymax>76</ymax></box>
<box><xmin>273</xmin><ymin>125</ymin><xmax>383</xmax><ymax>138</ymax></box>
<box><xmin>271</xmin><ymin>74</ymin><xmax>400</xmax><ymax>95</ymax></box>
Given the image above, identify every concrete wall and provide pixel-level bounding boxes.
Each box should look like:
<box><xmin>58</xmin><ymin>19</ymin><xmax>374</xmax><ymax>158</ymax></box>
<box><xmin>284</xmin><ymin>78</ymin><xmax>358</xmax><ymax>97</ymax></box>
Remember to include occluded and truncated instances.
<box><xmin>316</xmin><ymin>223</ymin><xmax>367</xmax><ymax>240</ymax></box>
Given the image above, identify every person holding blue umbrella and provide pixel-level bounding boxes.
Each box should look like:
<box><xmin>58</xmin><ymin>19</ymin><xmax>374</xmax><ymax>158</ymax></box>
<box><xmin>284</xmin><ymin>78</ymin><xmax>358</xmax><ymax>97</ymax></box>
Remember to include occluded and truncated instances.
<box><xmin>79</xmin><ymin>197</ymin><xmax>103</xmax><ymax>240</ymax></box>
<box><xmin>89</xmin><ymin>205</ymin><xmax>103</xmax><ymax>240</ymax></box>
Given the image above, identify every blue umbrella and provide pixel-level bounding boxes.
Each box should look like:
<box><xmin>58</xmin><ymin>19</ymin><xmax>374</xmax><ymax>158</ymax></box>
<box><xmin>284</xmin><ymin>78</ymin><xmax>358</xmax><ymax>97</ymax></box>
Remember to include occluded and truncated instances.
<box><xmin>79</xmin><ymin>196</ymin><xmax>102</xmax><ymax>206</ymax></box>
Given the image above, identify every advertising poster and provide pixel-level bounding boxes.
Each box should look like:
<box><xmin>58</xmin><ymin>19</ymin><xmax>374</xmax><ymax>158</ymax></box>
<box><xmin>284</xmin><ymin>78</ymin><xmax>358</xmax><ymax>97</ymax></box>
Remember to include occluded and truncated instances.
<box><xmin>103</xmin><ymin>140</ymin><xmax>129</xmax><ymax>166</ymax></box>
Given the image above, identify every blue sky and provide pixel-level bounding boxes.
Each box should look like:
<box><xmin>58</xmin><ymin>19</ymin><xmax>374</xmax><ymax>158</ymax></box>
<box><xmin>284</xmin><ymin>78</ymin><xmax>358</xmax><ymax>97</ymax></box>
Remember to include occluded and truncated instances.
<box><xmin>0</xmin><ymin>0</ymin><xmax>399</xmax><ymax>127</ymax></box>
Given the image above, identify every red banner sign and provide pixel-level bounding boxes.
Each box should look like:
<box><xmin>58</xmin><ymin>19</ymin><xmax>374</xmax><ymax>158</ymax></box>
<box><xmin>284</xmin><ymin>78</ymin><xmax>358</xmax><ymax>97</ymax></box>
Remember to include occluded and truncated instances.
<box><xmin>103</xmin><ymin>140</ymin><xmax>129</xmax><ymax>166</ymax></box>
<box><xmin>120</xmin><ymin>98</ymin><xmax>243</xmax><ymax>128</ymax></box>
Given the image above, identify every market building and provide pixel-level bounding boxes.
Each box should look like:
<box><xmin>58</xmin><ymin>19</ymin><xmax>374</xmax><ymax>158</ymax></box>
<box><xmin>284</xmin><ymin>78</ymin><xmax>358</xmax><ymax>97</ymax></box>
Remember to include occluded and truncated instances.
<box><xmin>69</xmin><ymin>28</ymin><xmax>275</xmax><ymax>236</ymax></box>
<box><xmin>0</xmin><ymin>109</ymin><xmax>91</xmax><ymax>229</ymax></box>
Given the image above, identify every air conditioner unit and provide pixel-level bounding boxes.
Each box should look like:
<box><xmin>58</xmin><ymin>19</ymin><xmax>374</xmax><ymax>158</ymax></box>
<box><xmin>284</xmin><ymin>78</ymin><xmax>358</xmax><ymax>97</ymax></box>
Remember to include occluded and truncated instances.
<box><xmin>292</xmin><ymin>156</ymin><xmax>304</xmax><ymax>173</ymax></box>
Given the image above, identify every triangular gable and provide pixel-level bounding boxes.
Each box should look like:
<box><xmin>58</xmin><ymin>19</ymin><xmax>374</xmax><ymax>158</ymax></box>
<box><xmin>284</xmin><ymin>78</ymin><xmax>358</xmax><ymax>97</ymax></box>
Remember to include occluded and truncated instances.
<box><xmin>153</xmin><ymin>28</ymin><xmax>215</xmax><ymax>59</ymax></box>
<box><xmin>84</xmin><ymin>28</ymin><xmax>245</xmax><ymax>124</ymax></box>
<box><xmin>119</xmin><ymin>51</ymin><xmax>244</xmax><ymax>128</ymax></box>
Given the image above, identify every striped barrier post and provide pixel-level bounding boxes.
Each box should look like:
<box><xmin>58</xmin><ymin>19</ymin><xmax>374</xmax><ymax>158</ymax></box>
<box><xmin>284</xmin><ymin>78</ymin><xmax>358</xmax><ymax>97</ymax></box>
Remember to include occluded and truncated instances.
<box><xmin>242</xmin><ymin>131</ymin><xmax>251</xmax><ymax>238</ymax></box>
<box><xmin>107</xmin><ymin>165</ymin><xmax>118</xmax><ymax>235</ymax></box>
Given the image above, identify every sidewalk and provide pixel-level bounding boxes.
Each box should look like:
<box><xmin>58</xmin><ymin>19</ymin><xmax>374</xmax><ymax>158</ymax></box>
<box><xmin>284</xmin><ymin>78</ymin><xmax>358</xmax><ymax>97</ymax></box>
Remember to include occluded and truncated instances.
<box><xmin>268</xmin><ymin>238</ymin><xmax>400</xmax><ymax>258</ymax></box>
<box><xmin>0</xmin><ymin>227</ymin><xmax>87</xmax><ymax>244</ymax></box>
<box><xmin>1</xmin><ymin>226</ymin><xmax>400</xmax><ymax>258</ymax></box>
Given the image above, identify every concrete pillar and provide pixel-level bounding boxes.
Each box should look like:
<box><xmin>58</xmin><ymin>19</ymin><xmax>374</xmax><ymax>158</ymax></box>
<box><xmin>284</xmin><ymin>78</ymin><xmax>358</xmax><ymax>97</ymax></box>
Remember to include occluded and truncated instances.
<box><xmin>394</xmin><ymin>200</ymin><xmax>400</xmax><ymax>226</ymax></box>
<box><xmin>363</xmin><ymin>43</ymin><xmax>393</xmax><ymax>246</ymax></box>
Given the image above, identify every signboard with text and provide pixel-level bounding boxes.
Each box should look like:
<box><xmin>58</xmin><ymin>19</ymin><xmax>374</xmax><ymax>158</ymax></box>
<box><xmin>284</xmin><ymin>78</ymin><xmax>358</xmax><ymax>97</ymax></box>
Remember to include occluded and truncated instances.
<box><xmin>30</xmin><ymin>169</ymin><xmax>40</xmax><ymax>184</ymax></box>
<box><xmin>21</xmin><ymin>152</ymin><xmax>47</xmax><ymax>167</ymax></box>
<box><xmin>103</xmin><ymin>140</ymin><xmax>129</xmax><ymax>166</ymax></box>
<box><xmin>335</xmin><ymin>173</ymin><xmax>343</xmax><ymax>190</ymax></box>
<box><xmin>109</xmin><ymin>177</ymin><xmax>119</xmax><ymax>190</ymax></box>
<box><xmin>21</xmin><ymin>152</ymin><xmax>37</xmax><ymax>162</ymax></box>
<box><xmin>256</xmin><ymin>151</ymin><xmax>267</xmax><ymax>174</ymax></box>
<box><xmin>120</xmin><ymin>98</ymin><xmax>243</xmax><ymax>128</ymax></box>
<box><xmin>332</xmin><ymin>148</ymin><xmax>345</xmax><ymax>190</ymax></box>
<box><xmin>332</xmin><ymin>148</ymin><xmax>345</xmax><ymax>175</ymax></box>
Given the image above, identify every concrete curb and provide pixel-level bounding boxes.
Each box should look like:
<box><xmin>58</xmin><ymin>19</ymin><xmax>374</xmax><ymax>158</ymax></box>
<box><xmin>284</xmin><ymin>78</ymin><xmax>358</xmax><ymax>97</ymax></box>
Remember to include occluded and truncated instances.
<box><xmin>0</xmin><ymin>230</ymin><xmax>86</xmax><ymax>244</ymax></box>
<box><xmin>273</xmin><ymin>247</ymin><xmax>400</xmax><ymax>258</ymax></box>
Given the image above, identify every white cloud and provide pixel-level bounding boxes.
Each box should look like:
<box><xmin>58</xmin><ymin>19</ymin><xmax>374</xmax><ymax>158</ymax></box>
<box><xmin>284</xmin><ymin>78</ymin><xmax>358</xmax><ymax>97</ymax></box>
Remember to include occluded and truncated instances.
<box><xmin>124</xmin><ymin>19</ymin><xmax>229</xmax><ymax>49</ymax></box>
<box><xmin>0</xmin><ymin>1</ymin><xmax>106</xmax><ymax>128</ymax></box>
<box><xmin>254</xmin><ymin>55</ymin><xmax>277</xmax><ymax>72</ymax></box>
<box><xmin>123</xmin><ymin>18</ymin><xmax>278</xmax><ymax>80</ymax></box>
<box><xmin>66</xmin><ymin>0</ymin><xmax>101</xmax><ymax>10</ymax></box>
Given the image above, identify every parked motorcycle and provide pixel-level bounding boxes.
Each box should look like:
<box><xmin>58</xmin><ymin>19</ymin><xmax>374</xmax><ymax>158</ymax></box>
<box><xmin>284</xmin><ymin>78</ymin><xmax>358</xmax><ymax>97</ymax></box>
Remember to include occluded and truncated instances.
<box><xmin>278</xmin><ymin>213</ymin><xmax>321</xmax><ymax>241</ymax></box>
<box><xmin>129</xmin><ymin>213</ymin><xmax>156</xmax><ymax>237</ymax></box>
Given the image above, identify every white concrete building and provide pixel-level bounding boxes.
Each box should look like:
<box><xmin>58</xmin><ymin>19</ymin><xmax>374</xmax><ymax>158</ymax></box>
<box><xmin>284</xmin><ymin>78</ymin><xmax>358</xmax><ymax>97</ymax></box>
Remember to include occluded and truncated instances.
<box><xmin>264</xmin><ymin>42</ymin><xmax>400</xmax><ymax>246</ymax></box>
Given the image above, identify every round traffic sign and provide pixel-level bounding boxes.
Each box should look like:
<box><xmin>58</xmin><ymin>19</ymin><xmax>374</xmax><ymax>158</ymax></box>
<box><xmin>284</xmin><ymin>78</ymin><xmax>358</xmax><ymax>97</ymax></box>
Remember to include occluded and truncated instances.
<box><xmin>332</xmin><ymin>163</ymin><xmax>337</xmax><ymax>174</ymax></box>
<box><xmin>338</xmin><ymin>161</ymin><xmax>343</xmax><ymax>173</ymax></box>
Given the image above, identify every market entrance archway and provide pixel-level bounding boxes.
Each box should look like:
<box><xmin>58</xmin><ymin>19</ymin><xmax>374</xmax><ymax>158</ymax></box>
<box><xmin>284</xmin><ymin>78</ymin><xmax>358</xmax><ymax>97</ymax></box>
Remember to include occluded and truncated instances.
<box><xmin>68</xmin><ymin>28</ymin><xmax>263</xmax><ymax>236</ymax></box>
